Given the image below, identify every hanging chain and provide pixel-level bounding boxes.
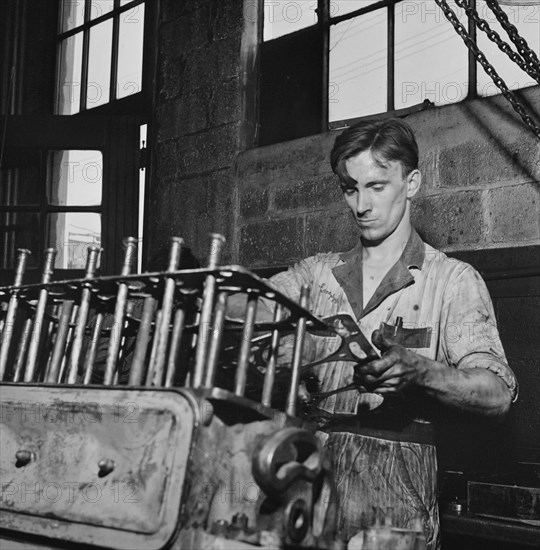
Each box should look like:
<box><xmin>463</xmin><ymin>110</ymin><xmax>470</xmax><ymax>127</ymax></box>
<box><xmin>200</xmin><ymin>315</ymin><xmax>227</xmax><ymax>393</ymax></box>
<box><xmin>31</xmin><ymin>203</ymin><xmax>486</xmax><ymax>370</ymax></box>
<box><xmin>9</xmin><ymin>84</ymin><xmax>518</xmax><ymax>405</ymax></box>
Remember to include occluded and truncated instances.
<box><xmin>485</xmin><ymin>0</ymin><xmax>540</xmax><ymax>73</ymax></box>
<box><xmin>434</xmin><ymin>0</ymin><xmax>540</xmax><ymax>139</ymax></box>
<box><xmin>454</xmin><ymin>0</ymin><xmax>540</xmax><ymax>84</ymax></box>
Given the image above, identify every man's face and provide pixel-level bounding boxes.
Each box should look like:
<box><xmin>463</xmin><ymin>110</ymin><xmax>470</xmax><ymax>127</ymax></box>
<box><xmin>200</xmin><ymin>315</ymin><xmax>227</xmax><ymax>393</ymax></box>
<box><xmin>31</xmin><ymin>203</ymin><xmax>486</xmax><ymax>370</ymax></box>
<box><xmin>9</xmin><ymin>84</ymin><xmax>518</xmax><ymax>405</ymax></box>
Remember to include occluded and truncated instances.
<box><xmin>343</xmin><ymin>150</ymin><xmax>415</xmax><ymax>244</ymax></box>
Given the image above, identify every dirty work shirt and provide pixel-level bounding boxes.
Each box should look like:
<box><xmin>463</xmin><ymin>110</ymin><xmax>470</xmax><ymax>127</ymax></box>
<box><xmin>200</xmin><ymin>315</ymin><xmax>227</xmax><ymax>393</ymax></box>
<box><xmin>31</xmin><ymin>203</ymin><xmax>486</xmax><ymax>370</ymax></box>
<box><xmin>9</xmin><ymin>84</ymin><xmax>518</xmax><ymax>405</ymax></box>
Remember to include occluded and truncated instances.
<box><xmin>267</xmin><ymin>229</ymin><xmax>517</xmax><ymax>549</ymax></box>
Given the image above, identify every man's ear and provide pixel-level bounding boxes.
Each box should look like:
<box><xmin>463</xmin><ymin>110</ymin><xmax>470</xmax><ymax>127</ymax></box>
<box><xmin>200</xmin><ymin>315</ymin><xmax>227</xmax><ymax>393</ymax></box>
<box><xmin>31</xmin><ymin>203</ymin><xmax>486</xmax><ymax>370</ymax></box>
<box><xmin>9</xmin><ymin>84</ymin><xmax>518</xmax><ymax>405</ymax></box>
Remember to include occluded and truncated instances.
<box><xmin>406</xmin><ymin>169</ymin><xmax>422</xmax><ymax>198</ymax></box>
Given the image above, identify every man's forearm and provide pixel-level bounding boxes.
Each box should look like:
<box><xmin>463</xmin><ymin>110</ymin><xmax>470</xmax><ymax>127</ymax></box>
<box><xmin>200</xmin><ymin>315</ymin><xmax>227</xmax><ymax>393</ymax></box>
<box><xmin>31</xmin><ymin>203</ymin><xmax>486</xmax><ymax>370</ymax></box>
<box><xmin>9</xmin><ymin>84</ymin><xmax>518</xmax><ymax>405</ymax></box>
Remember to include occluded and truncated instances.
<box><xmin>226</xmin><ymin>293</ymin><xmax>275</xmax><ymax>322</ymax></box>
<box><xmin>419</xmin><ymin>359</ymin><xmax>512</xmax><ymax>418</ymax></box>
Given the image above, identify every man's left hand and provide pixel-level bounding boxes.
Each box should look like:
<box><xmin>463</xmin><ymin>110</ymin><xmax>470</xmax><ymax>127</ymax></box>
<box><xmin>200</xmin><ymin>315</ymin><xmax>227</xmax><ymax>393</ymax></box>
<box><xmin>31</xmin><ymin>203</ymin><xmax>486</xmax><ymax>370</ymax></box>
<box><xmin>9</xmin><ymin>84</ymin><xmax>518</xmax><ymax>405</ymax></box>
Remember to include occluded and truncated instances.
<box><xmin>354</xmin><ymin>329</ymin><xmax>429</xmax><ymax>394</ymax></box>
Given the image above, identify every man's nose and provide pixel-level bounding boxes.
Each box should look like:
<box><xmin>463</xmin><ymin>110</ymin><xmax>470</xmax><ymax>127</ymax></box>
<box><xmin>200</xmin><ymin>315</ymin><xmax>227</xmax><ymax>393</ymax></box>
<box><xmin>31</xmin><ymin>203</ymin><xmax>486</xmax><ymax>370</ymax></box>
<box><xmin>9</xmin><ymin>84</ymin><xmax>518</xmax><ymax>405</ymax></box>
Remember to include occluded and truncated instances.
<box><xmin>356</xmin><ymin>191</ymin><xmax>371</xmax><ymax>215</ymax></box>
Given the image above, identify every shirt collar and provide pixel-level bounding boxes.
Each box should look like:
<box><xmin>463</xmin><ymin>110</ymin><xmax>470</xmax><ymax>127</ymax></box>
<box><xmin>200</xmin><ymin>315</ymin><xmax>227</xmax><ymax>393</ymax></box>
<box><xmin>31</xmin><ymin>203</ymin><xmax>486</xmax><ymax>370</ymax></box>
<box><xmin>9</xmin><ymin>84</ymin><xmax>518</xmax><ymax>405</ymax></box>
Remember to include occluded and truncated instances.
<box><xmin>339</xmin><ymin>227</ymin><xmax>425</xmax><ymax>271</ymax></box>
<box><xmin>332</xmin><ymin>227</ymin><xmax>425</xmax><ymax>319</ymax></box>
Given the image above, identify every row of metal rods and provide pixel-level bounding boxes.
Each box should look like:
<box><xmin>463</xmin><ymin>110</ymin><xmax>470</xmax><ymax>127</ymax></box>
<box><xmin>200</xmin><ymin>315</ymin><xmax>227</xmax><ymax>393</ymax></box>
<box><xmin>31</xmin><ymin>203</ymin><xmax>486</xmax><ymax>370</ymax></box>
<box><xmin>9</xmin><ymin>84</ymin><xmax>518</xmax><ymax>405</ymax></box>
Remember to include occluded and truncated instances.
<box><xmin>0</xmin><ymin>246</ymin><xmax>102</xmax><ymax>385</ymax></box>
<box><xmin>0</xmin><ymin>235</ymin><xmax>312</xmax><ymax>416</ymax></box>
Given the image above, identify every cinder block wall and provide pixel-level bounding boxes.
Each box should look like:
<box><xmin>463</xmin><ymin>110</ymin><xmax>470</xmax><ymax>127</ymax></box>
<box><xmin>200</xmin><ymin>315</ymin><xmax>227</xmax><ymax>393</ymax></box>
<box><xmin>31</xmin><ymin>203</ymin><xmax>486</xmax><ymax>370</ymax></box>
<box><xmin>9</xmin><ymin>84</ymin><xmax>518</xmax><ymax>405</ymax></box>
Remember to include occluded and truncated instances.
<box><xmin>237</xmin><ymin>89</ymin><xmax>540</xmax><ymax>266</ymax></box>
<box><xmin>150</xmin><ymin>0</ymin><xmax>246</xmax><ymax>263</ymax></box>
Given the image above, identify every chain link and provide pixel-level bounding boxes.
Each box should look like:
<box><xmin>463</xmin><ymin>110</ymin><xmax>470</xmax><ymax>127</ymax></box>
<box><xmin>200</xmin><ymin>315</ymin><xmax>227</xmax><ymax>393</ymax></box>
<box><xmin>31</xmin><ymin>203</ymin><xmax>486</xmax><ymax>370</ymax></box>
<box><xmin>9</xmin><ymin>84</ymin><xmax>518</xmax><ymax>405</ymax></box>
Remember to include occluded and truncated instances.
<box><xmin>435</xmin><ymin>0</ymin><xmax>540</xmax><ymax>139</ymax></box>
<box><xmin>485</xmin><ymin>0</ymin><xmax>540</xmax><ymax>72</ymax></box>
<box><xmin>454</xmin><ymin>0</ymin><xmax>540</xmax><ymax>84</ymax></box>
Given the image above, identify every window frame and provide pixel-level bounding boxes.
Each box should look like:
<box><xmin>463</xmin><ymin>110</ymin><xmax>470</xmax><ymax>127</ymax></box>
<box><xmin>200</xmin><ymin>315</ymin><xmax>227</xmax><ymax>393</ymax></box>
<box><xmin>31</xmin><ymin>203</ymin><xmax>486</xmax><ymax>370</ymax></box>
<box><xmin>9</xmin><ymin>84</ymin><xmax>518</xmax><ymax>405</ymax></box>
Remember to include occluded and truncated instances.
<box><xmin>0</xmin><ymin>114</ymin><xmax>144</xmax><ymax>282</ymax></box>
<box><xmin>55</xmin><ymin>0</ymin><xmax>151</xmax><ymax>116</ymax></box>
<box><xmin>324</xmin><ymin>0</ymin><xmax>479</xmax><ymax>127</ymax></box>
<box><xmin>261</xmin><ymin>0</ymin><xmax>535</xmax><ymax>138</ymax></box>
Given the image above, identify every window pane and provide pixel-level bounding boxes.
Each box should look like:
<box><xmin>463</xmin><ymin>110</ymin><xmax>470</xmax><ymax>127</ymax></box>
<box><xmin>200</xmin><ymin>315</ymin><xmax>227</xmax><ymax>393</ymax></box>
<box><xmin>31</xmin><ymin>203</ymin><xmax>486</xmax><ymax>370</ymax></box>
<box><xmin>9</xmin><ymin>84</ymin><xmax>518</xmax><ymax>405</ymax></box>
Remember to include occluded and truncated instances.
<box><xmin>47</xmin><ymin>213</ymin><xmax>101</xmax><ymax>269</ymax></box>
<box><xmin>263</xmin><ymin>1</ymin><xmax>317</xmax><ymax>41</ymax></box>
<box><xmin>87</xmin><ymin>20</ymin><xmax>113</xmax><ymax>109</ymax></box>
<box><xmin>47</xmin><ymin>151</ymin><xmax>103</xmax><ymax>206</ymax></box>
<box><xmin>330</xmin><ymin>1</ymin><xmax>381</xmax><ymax>18</ymax></box>
<box><xmin>117</xmin><ymin>4</ymin><xmax>145</xmax><ymax>99</ymax></box>
<box><xmin>56</xmin><ymin>32</ymin><xmax>83</xmax><ymax>115</ymax></box>
<box><xmin>89</xmin><ymin>0</ymin><xmax>114</xmax><ymax>21</ymax></box>
<box><xmin>1</xmin><ymin>150</ymin><xmax>41</xmax><ymax>206</ymax></box>
<box><xmin>0</xmin><ymin>212</ymin><xmax>40</xmax><ymax>270</ymax></box>
<box><xmin>120</xmin><ymin>0</ymin><xmax>137</xmax><ymax>5</ymax></box>
<box><xmin>329</xmin><ymin>10</ymin><xmax>387</xmax><ymax>122</ymax></box>
<box><xmin>477</xmin><ymin>2</ymin><xmax>540</xmax><ymax>97</ymax></box>
<box><xmin>395</xmin><ymin>1</ymin><xmax>469</xmax><ymax>109</ymax></box>
<box><xmin>60</xmin><ymin>0</ymin><xmax>85</xmax><ymax>33</ymax></box>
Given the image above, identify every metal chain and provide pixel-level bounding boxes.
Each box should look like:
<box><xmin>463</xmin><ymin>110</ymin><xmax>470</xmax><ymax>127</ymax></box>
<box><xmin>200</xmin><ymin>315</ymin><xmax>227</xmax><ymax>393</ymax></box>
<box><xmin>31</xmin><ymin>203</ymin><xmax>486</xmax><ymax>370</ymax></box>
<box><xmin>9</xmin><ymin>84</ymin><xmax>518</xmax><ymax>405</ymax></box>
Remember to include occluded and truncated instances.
<box><xmin>485</xmin><ymin>0</ymin><xmax>540</xmax><ymax>71</ymax></box>
<box><xmin>454</xmin><ymin>0</ymin><xmax>540</xmax><ymax>84</ymax></box>
<box><xmin>435</xmin><ymin>0</ymin><xmax>540</xmax><ymax>139</ymax></box>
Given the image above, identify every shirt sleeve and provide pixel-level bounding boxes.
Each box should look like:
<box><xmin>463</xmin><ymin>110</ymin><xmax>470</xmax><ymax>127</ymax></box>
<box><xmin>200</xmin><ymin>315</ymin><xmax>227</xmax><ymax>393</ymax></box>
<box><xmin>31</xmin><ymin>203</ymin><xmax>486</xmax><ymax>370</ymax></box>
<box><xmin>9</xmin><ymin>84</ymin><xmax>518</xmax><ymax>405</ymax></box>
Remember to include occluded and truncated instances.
<box><xmin>267</xmin><ymin>256</ymin><xmax>317</xmax><ymax>304</ymax></box>
<box><xmin>440</xmin><ymin>264</ymin><xmax>518</xmax><ymax>401</ymax></box>
<box><xmin>226</xmin><ymin>256</ymin><xmax>318</xmax><ymax>321</ymax></box>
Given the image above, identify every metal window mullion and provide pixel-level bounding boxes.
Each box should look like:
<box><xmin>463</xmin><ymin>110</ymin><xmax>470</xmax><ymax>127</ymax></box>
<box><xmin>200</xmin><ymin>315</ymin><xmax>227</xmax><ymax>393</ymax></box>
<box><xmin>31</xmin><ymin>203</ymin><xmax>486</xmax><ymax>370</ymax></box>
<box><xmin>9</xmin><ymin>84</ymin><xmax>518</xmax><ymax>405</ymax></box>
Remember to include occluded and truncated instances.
<box><xmin>387</xmin><ymin>2</ymin><xmax>395</xmax><ymax>111</ymax></box>
<box><xmin>39</xmin><ymin>149</ymin><xmax>49</xmax><ymax>265</ymax></box>
<box><xmin>110</xmin><ymin>9</ymin><xmax>120</xmax><ymax>103</ymax></box>
<box><xmin>468</xmin><ymin>0</ymin><xmax>478</xmax><ymax>99</ymax></box>
<box><xmin>45</xmin><ymin>206</ymin><xmax>102</xmax><ymax>213</ymax></box>
<box><xmin>329</xmin><ymin>0</ymin><xmax>399</xmax><ymax>25</ymax></box>
<box><xmin>80</xmin><ymin>0</ymin><xmax>92</xmax><ymax>112</ymax></box>
<box><xmin>0</xmin><ymin>206</ymin><xmax>43</xmax><ymax>213</ymax></box>
<box><xmin>319</xmin><ymin>0</ymin><xmax>330</xmax><ymax>131</ymax></box>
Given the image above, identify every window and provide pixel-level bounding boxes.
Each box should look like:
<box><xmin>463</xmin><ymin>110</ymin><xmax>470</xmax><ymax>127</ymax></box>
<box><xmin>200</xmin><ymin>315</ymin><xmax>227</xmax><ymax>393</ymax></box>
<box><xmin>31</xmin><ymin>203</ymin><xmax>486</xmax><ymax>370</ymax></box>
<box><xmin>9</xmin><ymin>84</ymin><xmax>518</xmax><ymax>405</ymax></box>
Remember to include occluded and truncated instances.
<box><xmin>260</xmin><ymin>0</ymin><xmax>539</xmax><ymax>144</ymax></box>
<box><xmin>1</xmin><ymin>149</ymin><xmax>102</xmax><ymax>271</ymax></box>
<box><xmin>0</xmin><ymin>2</ymin><xmax>153</xmax><ymax>282</ymax></box>
<box><xmin>56</xmin><ymin>0</ymin><xmax>146</xmax><ymax>114</ymax></box>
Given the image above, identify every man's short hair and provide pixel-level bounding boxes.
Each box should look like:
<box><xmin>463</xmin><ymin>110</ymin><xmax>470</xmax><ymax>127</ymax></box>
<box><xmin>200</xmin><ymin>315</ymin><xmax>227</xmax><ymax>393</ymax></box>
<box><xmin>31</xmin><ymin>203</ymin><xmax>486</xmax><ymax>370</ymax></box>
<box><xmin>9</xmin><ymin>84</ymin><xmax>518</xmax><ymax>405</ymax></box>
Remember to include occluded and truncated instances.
<box><xmin>330</xmin><ymin>118</ymin><xmax>419</xmax><ymax>186</ymax></box>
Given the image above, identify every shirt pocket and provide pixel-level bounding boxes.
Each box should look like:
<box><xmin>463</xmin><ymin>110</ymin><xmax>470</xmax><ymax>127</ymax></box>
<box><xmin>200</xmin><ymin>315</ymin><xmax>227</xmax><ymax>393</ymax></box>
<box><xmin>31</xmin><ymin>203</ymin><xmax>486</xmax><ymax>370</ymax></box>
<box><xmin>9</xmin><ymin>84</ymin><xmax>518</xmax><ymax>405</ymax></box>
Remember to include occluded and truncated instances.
<box><xmin>380</xmin><ymin>322</ymin><xmax>432</xmax><ymax>349</ymax></box>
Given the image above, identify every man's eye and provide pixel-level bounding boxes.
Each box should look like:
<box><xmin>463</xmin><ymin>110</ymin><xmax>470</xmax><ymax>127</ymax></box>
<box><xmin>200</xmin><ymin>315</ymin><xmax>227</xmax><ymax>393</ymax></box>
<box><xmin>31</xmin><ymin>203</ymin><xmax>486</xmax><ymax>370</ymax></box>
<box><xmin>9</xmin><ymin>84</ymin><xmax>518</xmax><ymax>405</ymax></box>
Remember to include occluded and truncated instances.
<box><xmin>343</xmin><ymin>188</ymin><xmax>357</xmax><ymax>196</ymax></box>
<box><xmin>372</xmin><ymin>185</ymin><xmax>384</xmax><ymax>192</ymax></box>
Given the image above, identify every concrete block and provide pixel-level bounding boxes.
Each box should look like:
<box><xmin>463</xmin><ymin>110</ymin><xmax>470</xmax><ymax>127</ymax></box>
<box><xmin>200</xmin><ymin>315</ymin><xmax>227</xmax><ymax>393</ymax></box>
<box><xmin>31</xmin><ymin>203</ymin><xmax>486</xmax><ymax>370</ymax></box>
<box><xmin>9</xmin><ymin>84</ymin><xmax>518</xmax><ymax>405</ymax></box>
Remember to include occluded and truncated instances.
<box><xmin>487</xmin><ymin>183</ymin><xmax>540</xmax><ymax>243</ymax></box>
<box><xmin>240</xmin><ymin>187</ymin><xmax>269</xmax><ymax>219</ymax></box>
<box><xmin>157</xmin><ymin>98</ymin><xmax>210</xmax><ymax>142</ymax></box>
<box><xmin>438</xmin><ymin>138</ymin><xmax>540</xmax><ymax>188</ymax></box>
<box><xmin>159</xmin><ymin>0</ymin><xmax>190</xmax><ymax>24</ymax></box>
<box><xmin>175</xmin><ymin>89</ymin><xmax>213</xmax><ymax>137</ymax></box>
<box><xmin>153</xmin><ymin>140</ymin><xmax>179</xmax><ymax>182</ymax></box>
<box><xmin>157</xmin><ymin>55</ymin><xmax>187</xmax><ymax>102</ymax></box>
<box><xmin>411</xmin><ymin>190</ymin><xmax>483</xmax><ymax>248</ymax></box>
<box><xmin>160</xmin><ymin>6</ymin><xmax>210</xmax><ymax>58</ymax></box>
<box><xmin>418</xmin><ymin>149</ymin><xmax>438</xmax><ymax>194</ymax></box>
<box><xmin>240</xmin><ymin>217</ymin><xmax>304</xmax><ymax>267</ymax></box>
<box><xmin>177</xmin><ymin>123</ymin><xmax>240</xmax><ymax>176</ymax></box>
<box><xmin>238</xmin><ymin>134</ymin><xmax>329</xmax><ymax>176</ymax></box>
<box><xmin>305</xmin><ymin>208</ymin><xmax>358</xmax><ymax>257</ymax></box>
<box><xmin>206</xmin><ymin>169</ymin><xmax>237</xmax><ymax>232</ymax></box>
<box><xmin>211</xmin><ymin>2</ymin><xmax>244</xmax><ymax>42</ymax></box>
<box><xmin>183</xmin><ymin>37</ymin><xmax>242</xmax><ymax>92</ymax></box>
<box><xmin>209</xmin><ymin>78</ymin><xmax>242</xmax><ymax>127</ymax></box>
<box><xmin>273</xmin><ymin>173</ymin><xmax>343</xmax><ymax>212</ymax></box>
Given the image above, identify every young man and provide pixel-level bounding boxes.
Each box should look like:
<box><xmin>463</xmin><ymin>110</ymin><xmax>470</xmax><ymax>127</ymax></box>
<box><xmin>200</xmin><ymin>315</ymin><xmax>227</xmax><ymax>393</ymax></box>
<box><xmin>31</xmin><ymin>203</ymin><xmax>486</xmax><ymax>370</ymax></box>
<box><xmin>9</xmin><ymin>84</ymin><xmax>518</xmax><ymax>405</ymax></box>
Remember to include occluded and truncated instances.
<box><xmin>259</xmin><ymin>118</ymin><xmax>517</xmax><ymax>549</ymax></box>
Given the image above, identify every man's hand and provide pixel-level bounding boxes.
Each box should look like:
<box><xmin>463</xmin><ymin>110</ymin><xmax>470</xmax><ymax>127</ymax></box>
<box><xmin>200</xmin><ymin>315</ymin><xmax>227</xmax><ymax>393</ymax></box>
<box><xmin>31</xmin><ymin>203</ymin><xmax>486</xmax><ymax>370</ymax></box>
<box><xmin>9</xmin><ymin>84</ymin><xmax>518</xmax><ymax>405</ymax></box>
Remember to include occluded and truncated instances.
<box><xmin>354</xmin><ymin>329</ymin><xmax>429</xmax><ymax>394</ymax></box>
